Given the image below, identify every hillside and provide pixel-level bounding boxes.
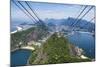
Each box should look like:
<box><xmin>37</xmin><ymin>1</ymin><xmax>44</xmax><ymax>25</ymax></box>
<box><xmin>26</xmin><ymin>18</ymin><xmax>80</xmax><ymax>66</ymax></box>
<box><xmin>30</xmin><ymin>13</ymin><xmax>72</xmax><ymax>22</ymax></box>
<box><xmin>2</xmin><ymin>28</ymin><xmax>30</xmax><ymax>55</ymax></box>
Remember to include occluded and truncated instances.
<box><xmin>29</xmin><ymin>33</ymin><xmax>91</xmax><ymax>65</ymax></box>
<box><xmin>11</xmin><ymin>25</ymin><xmax>49</xmax><ymax>51</ymax></box>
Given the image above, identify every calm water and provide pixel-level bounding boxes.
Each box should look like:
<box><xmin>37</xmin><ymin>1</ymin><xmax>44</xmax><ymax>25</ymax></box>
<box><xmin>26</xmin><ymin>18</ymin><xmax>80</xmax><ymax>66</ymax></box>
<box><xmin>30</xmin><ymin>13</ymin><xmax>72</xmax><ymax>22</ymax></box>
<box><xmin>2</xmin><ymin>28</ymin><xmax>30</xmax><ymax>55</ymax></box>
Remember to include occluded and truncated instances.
<box><xmin>67</xmin><ymin>31</ymin><xmax>95</xmax><ymax>58</ymax></box>
<box><xmin>11</xmin><ymin>49</ymin><xmax>32</xmax><ymax>66</ymax></box>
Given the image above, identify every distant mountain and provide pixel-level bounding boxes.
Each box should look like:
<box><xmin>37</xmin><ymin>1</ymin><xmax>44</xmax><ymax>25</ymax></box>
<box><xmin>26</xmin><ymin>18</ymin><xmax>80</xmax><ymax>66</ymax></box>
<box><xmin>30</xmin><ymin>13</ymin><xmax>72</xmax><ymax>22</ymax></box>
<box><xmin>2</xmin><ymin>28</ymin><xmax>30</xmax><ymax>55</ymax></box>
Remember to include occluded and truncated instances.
<box><xmin>45</xmin><ymin>17</ymin><xmax>95</xmax><ymax>32</ymax></box>
<box><xmin>45</xmin><ymin>18</ymin><xmax>64</xmax><ymax>25</ymax></box>
<box><xmin>61</xmin><ymin>17</ymin><xmax>95</xmax><ymax>30</ymax></box>
<box><xmin>20</xmin><ymin>22</ymin><xmax>28</xmax><ymax>25</ymax></box>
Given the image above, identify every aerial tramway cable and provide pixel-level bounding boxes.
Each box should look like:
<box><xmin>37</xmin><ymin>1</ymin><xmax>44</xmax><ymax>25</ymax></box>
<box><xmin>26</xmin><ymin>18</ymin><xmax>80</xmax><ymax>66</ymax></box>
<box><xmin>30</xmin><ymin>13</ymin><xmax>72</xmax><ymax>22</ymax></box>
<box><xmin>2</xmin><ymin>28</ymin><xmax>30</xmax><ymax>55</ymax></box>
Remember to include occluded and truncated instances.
<box><xmin>18</xmin><ymin>1</ymin><xmax>38</xmax><ymax>23</ymax></box>
<box><xmin>72</xmin><ymin>6</ymin><xmax>94</xmax><ymax>28</ymax></box>
<box><xmin>71</xmin><ymin>6</ymin><xmax>87</xmax><ymax>27</ymax></box>
<box><xmin>25</xmin><ymin>1</ymin><xmax>45</xmax><ymax>25</ymax></box>
<box><xmin>12</xmin><ymin>0</ymin><xmax>36</xmax><ymax>23</ymax></box>
<box><xmin>80</xmin><ymin>17</ymin><xmax>95</xmax><ymax>29</ymax></box>
<box><xmin>25</xmin><ymin>1</ymin><xmax>41</xmax><ymax>21</ymax></box>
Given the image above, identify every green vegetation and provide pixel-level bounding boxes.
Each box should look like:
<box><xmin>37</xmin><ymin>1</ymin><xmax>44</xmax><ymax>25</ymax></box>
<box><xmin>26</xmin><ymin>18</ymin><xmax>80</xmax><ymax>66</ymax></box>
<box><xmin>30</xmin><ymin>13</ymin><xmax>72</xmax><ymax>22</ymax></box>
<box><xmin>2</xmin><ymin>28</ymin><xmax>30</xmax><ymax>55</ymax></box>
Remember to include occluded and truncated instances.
<box><xmin>43</xmin><ymin>33</ymin><xmax>70</xmax><ymax>63</ymax></box>
<box><xmin>11</xmin><ymin>26</ymin><xmax>48</xmax><ymax>50</ymax></box>
<box><xmin>11</xmin><ymin>27</ymin><xmax>35</xmax><ymax>50</ymax></box>
<box><xmin>29</xmin><ymin>33</ymin><xmax>91</xmax><ymax>65</ymax></box>
<box><xmin>11</xmin><ymin>23</ymin><xmax>91</xmax><ymax>64</ymax></box>
<box><xmin>29</xmin><ymin>51</ymin><xmax>37</xmax><ymax>64</ymax></box>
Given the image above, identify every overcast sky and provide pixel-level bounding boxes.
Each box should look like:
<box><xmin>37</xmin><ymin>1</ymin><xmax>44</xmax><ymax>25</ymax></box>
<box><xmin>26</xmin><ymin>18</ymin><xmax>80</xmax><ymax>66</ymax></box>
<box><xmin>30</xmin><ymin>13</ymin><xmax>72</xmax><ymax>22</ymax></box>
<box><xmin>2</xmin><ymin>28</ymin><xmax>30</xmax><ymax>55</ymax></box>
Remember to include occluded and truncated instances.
<box><xmin>11</xmin><ymin>1</ymin><xmax>95</xmax><ymax>25</ymax></box>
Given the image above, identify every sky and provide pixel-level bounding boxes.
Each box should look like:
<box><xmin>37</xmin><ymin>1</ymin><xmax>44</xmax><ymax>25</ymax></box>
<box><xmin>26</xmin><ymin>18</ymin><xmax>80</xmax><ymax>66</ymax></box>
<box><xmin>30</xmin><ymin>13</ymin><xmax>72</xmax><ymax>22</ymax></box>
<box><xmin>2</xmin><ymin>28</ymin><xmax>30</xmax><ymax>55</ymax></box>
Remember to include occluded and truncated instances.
<box><xmin>11</xmin><ymin>0</ymin><xmax>95</xmax><ymax>25</ymax></box>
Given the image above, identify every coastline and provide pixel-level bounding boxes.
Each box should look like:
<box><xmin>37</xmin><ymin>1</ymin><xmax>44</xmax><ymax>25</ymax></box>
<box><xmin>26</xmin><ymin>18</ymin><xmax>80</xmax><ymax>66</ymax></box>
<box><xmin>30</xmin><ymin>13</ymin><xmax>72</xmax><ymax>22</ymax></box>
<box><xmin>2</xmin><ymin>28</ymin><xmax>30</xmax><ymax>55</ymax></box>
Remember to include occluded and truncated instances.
<box><xmin>11</xmin><ymin>46</ymin><xmax>35</xmax><ymax>66</ymax></box>
<box><xmin>11</xmin><ymin>48</ymin><xmax>20</xmax><ymax>52</ymax></box>
<box><xmin>21</xmin><ymin>46</ymin><xmax>35</xmax><ymax>51</ymax></box>
<box><xmin>27</xmin><ymin>53</ymin><xmax>32</xmax><ymax>66</ymax></box>
<box><xmin>11</xmin><ymin>46</ymin><xmax>35</xmax><ymax>52</ymax></box>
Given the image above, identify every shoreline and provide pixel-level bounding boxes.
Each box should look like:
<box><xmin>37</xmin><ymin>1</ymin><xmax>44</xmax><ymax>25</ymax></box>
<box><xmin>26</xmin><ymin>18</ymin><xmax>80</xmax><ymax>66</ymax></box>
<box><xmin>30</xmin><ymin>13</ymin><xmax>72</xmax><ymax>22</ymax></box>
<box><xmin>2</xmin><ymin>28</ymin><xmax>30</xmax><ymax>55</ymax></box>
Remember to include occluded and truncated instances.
<box><xmin>11</xmin><ymin>46</ymin><xmax>35</xmax><ymax>65</ymax></box>
<box><xmin>80</xmin><ymin>55</ymin><xmax>88</xmax><ymax>59</ymax></box>
<box><xmin>11</xmin><ymin>46</ymin><xmax>35</xmax><ymax>52</ymax></box>
<box><xmin>27</xmin><ymin>53</ymin><xmax>32</xmax><ymax>66</ymax></box>
<box><xmin>21</xmin><ymin>46</ymin><xmax>35</xmax><ymax>51</ymax></box>
<box><xmin>11</xmin><ymin>48</ymin><xmax>20</xmax><ymax>52</ymax></box>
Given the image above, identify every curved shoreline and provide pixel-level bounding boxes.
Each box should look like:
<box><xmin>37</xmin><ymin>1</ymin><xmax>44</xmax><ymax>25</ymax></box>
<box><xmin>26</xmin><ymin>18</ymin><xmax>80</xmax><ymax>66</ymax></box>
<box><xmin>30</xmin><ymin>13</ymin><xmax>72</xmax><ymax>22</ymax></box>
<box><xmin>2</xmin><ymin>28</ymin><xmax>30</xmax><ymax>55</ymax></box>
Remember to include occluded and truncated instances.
<box><xmin>11</xmin><ymin>48</ymin><xmax>20</xmax><ymax>52</ymax></box>
<box><xmin>11</xmin><ymin>46</ymin><xmax>35</xmax><ymax>66</ymax></box>
<box><xmin>11</xmin><ymin>46</ymin><xmax>35</xmax><ymax>52</ymax></box>
<box><xmin>21</xmin><ymin>46</ymin><xmax>35</xmax><ymax>51</ymax></box>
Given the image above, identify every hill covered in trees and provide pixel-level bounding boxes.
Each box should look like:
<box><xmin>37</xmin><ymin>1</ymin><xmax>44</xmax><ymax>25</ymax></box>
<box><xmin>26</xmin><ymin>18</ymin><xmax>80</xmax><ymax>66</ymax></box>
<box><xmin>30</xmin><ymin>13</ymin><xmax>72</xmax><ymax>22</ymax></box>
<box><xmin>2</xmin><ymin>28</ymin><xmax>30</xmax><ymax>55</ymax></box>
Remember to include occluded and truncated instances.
<box><xmin>11</xmin><ymin>24</ymin><xmax>49</xmax><ymax>51</ymax></box>
<box><xmin>29</xmin><ymin>33</ymin><xmax>91</xmax><ymax>65</ymax></box>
